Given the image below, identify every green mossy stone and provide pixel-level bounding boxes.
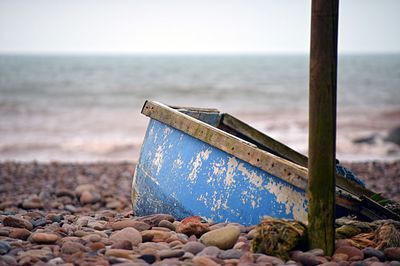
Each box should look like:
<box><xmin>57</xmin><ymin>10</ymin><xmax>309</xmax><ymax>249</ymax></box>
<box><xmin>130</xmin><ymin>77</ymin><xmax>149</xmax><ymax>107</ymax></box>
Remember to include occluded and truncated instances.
<box><xmin>336</xmin><ymin>225</ymin><xmax>362</xmax><ymax>239</ymax></box>
<box><xmin>250</xmin><ymin>217</ymin><xmax>308</xmax><ymax>260</ymax></box>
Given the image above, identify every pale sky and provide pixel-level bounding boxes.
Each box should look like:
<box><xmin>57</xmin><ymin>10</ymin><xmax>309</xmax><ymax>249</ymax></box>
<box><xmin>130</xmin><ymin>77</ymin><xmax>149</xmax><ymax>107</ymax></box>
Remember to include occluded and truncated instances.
<box><xmin>0</xmin><ymin>0</ymin><xmax>399</xmax><ymax>54</ymax></box>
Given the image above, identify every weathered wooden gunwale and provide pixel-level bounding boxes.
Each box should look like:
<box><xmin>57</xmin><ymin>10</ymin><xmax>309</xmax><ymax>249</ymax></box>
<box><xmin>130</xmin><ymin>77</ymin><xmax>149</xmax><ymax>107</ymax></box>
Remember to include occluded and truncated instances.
<box><xmin>220</xmin><ymin>113</ymin><xmax>373</xmax><ymax>198</ymax></box>
<box><xmin>142</xmin><ymin>100</ymin><xmax>308</xmax><ymax>190</ymax></box>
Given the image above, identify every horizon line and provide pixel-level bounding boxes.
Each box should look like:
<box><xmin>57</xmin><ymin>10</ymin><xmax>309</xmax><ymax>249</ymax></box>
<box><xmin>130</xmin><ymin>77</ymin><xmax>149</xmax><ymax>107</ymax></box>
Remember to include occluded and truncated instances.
<box><xmin>1</xmin><ymin>51</ymin><xmax>399</xmax><ymax>56</ymax></box>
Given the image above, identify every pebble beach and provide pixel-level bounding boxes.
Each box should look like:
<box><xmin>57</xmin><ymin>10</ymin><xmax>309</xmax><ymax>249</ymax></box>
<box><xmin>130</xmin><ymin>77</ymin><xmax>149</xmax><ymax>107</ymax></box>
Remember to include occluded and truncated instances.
<box><xmin>0</xmin><ymin>161</ymin><xmax>399</xmax><ymax>266</ymax></box>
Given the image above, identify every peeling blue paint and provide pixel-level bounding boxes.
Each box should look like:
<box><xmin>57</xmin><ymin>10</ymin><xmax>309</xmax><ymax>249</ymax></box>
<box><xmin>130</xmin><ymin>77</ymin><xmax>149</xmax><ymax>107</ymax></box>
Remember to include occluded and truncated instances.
<box><xmin>133</xmin><ymin>119</ymin><xmax>308</xmax><ymax>225</ymax></box>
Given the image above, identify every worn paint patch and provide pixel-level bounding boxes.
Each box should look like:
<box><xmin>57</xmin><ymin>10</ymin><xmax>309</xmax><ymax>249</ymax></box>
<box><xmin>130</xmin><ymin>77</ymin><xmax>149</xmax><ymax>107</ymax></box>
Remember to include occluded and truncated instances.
<box><xmin>173</xmin><ymin>155</ymin><xmax>183</xmax><ymax>170</ymax></box>
<box><xmin>264</xmin><ymin>180</ymin><xmax>308</xmax><ymax>223</ymax></box>
<box><xmin>212</xmin><ymin>159</ymin><xmax>226</xmax><ymax>176</ymax></box>
<box><xmin>163</xmin><ymin>127</ymin><xmax>172</xmax><ymax>139</ymax></box>
<box><xmin>237</xmin><ymin>163</ymin><xmax>264</xmax><ymax>188</ymax></box>
<box><xmin>187</xmin><ymin>149</ymin><xmax>211</xmax><ymax>183</ymax></box>
<box><xmin>148</xmin><ymin>127</ymin><xmax>154</xmax><ymax>137</ymax></box>
<box><xmin>153</xmin><ymin>146</ymin><xmax>164</xmax><ymax>175</ymax></box>
<box><xmin>210</xmin><ymin>191</ymin><xmax>222</xmax><ymax>211</ymax></box>
<box><xmin>131</xmin><ymin>168</ymin><xmax>138</xmax><ymax>207</ymax></box>
<box><xmin>224</xmin><ymin>157</ymin><xmax>238</xmax><ymax>187</ymax></box>
<box><xmin>197</xmin><ymin>191</ymin><xmax>210</xmax><ymax>207</ymax></box>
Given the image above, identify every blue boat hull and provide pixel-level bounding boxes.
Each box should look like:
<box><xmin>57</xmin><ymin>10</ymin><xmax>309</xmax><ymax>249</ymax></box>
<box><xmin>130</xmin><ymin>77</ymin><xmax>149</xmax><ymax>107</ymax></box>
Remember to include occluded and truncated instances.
<box><xmin>133</xmin><ymin>119</ymin><xmax>308</xmax><ymax>225</ymax></box>
<box><xmin>132</xmin><ymin>101</ymin><xmax>400</xmax><ymax>224</ymax></box>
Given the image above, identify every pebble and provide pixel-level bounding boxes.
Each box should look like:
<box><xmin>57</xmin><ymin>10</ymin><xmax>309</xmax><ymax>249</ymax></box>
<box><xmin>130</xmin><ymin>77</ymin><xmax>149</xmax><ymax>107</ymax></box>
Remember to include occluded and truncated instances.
<box><xmin>75</xmin><ymin>184</ymin><xmax>96</xmax><ymax>196</ymax></box>
<box><xmin>135</xmin><ymin>214</ymin><xmax>175</xmax><ymax>227</ymax></box>
<box><xmin>0</xmin><ymin>255</ymin><xmax>17</xmax><ymax>265</ymax></box>
<box><xmin>192</xmin><ymin>256</ymin><xmax>220</xmax><ymax>266</ymax></box>
<box><xmin>385</xmin><ymin>248</ymin><xmax>400</xmax><ymax>261</ymax></box>
<box><xmin>197</xmin><ymin>246</ymin><xmax>221</xmax><ymax>257</ymax></box>
<box><xmin>88</xmin><ymin>241</ymin><xmax>105</xmax><ymax>251</ymax></box>
<box><xmin>105</xmin><ymin>249</ymin><xmax>135</xmax><ymax>259</ymax></box>
<box><xmin>321</xmin><ymin>263</ymin><xmax>341</xmax><ymax>266</ymax></box>
<box><xmin>0</xmin><ymin>241</ymin><xmax>11</xmax><ymax>255</ymax></box>
<box><xmin>199</xmin><ymin>225</ymin><xmax>240</xmax><ymax>250</ymax></box>
<box><xmin>336</xmin><ymin>239</ymin><xmax>354</xmax><ymax>249</ymax></box>
<box><xmin>0</xmin><ymin>228</ymin><xmax>10</xmax><ymax>237</ymax></box>
<box><xmin>182</xmin><ymin>241</ymin><xmax>206</xmax><ymax>255</ymax></box>
<box><xmin>30</xmin><ymin>232</ymin><xmax>60</xmax><ymax>243</ymax></box>
<box><xmin>65</xmin><ymin>204</ymin><xmax>77</xmax><ymax>213</ymax></box>
<box><xmin>110</xmin><ymin>227</ymin><xmax>142</xmax><ymax>246</ymax></box>
<box><xmin>55</xmin><ymin>189</ymin><xmax>75</xmax><ymax>198</ymax></box>
<box><xmin>363</xmin><ymin>247</ymin><xmax>386</xmax><ymax>261</ymax></box>
<box><xmin>176</xmin><ymin>222</ymin><xmax>209</xmax><ymax>237</ymax></box>
<box><xmin>106</xmin><ymin>200</ymin><xmax>123</xmax><ymax>209</ymax></box>
<box><xmin>80</xmin><ymin>190</ymin><xmax>96</xmax><ymax>204</ymax></box>
<box><xmin>218</xmin><ymin>248</ymin><xmax>244</xmax><ymax>259</ymax></box>
<box><xmin>369</xmin><ymin>262</ymin><xmax>387</xmax><ymax>266</ymax></box>
<box><xmin>81</xmin><ymin>233</ymin><xmax>102</xmax><ymax>242</ymax></box>
<box><xmin>61</xmin><ymin>241</ymin><xmax>89</xmax><ymax>254</ymax></box>
<box><xmin>112</xmin><ymin>219</ymin><xmax>151</xmax><ymax>231</ymax></box>
<box><xmin>9</xmin><ymin>227</ymin><xmax>31</xmax><ymax>240</ymax></box>
<box><xmin>158</xmin><ymin>219</ymin><xmax>176</xmax><ymax>231</ymax></box>
<box><xmin>32</xmin><ymin>217</ymin><xmax>47</xmax><ymax>227</ymax></box>
<box><xmin>48</xmin><ymin>214</ymin><xmax>63</xmax><ymax>223</ymax></box>
<box><xmin>333</xmin><ymin>253</ymin><xmax>350</xmax><ymax>262</ymax></box>
<box><xmin>256</xmin><ymin>254</ymin><xmax>285</xmax><ymax>265</ymax></box>
<box><xmin>3</xmin><ymin>216</ymin><xmax>33</xmax><ymax>230</ymax></box>
<box><xmin>18</xmin><ymin>249</ymin><xmax>53</xmax><ymax>261</ymax></box>
<box><xmin>158</xmin><ymin>249</ymin><xmax>185</xmax><ymax>259</ymax></box>
<box><xmin>22</xmin><ymin>196</ymin><xmax>43</xmax><ymax>209</ymax></box>
<box><xmin>182</xmin><ymin>251</ymin><xmax>194</xmax><ymax>259</ymax></box>
<box><xmin>296</xmin><ymin>252</ymin><xmax>328</xmax><ymax>266</ymax></box>
<box><xmin>336</xmin><ymin>246</ymin><xmax>365</xmax><ymax>261</ymax></box>
<box><xmin>138</xmin><ymin>254</ymin><xmax>157</xmax><ymax>264</ymax></box>
<box><xmin>48</xmin><ymin>257</ymin><xmax>65</xmax><ymax>265</ymax></box>
<box><xmin>111</xmin><ymin>240</ymin><xmax>133</xmax><ymax>250</ymax></box>
<box><xmin>141</xmin><ymin>229</ymin><xmax>172</xmax><ymax>242</ymax></box>
<box><xmin>308</xmin><ymin>248</ymin><xmax>325</xmax><ymax>256</ymax></box>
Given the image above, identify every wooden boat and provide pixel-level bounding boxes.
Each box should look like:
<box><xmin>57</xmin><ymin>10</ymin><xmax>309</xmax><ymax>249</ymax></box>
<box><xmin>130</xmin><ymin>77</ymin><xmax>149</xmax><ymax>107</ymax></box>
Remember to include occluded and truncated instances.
<box><xmin>132</xmin><ymin>100</ymin><xmax>399</xmax><ymax>225</ymax></box>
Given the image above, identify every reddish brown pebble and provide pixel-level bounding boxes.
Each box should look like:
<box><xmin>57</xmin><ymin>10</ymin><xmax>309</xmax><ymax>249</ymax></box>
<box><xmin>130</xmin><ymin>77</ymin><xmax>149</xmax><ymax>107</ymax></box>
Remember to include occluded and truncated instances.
<box><xmin>3</xmin><ymin>216</ymin><xmax>33</xmax><ymax>230</ymax></box>
<box><xmin>30</xmin><ymin>232</ymin><xmax>59</xmax><ymax>243</ymax></box>
<box><xmin>332</xmin><ymin>253</ymin><xmax>349</xmax><ymax>262</ymax></box>
<box><xmin>176</xmin><ymin>222</ymin><xmax>210</xmax><ymax>237</ymax></box>
<box><xmin>110</xmin><ymin>227</ymin><xmax>142</xmax><ymax>246</ymax></box>
<box><xmin>111</xmin><ymin>240</ymin><xmax>133</xmax><ymax>250</ymax></box>
<box><xmin>88</xmin><ymin>242</ymin><xmax>106</xmax><ymax>251</ymax></box>
<box><xmin>105</xmin><ymin>249</ymin><xmax>134</xmax><ymax>259</ymax></box>
<box><xmin>141</xmin><ymin>230</ymin><xmax>172</xmax><ymax>242</ymax></box>
<box><xmin>61</xmin><ymin>241</ymin><xmax>89</xmax><ymax>254</ymax></box>
<box><xmin>335</xmin><ymin>239</ymin><xmax>353</xmax><ymax>249</ymax></box>
<box><xmin>135</xmin><ymin>214</ymin><xmax>175</xmax><ymax>227</ymax></box>
<box><xmin>9</xmin><ymin>228</ymin><xmax>31</xmax><ymax>240</ymax></box>
<box><xmin>111</xmin><ymin>220</ymin><xmax>151</xmax><ymax>231</ymax></box>
<box><xmin>335</xmin><ymin>246</ymin><xmax>364</xmax><ymax>261</ymax></box>
<box><xmin>80</xmin><ymin>190</ymin><xmax>94</xmax><ymax>204</ymax></box>
<box><xmin>385</xmin><ymin>247</ymin><xmax>400</xmax><ymax>261</ymax></box>
<box><xmin>192</xmin><ymin>256</ymin><xmax>220</xmax><ymax>266</ymax></box>
<box><xmin>320</xmin><ymin>263</ymin><xmax>340</xmax><ymax>266</ymax></box>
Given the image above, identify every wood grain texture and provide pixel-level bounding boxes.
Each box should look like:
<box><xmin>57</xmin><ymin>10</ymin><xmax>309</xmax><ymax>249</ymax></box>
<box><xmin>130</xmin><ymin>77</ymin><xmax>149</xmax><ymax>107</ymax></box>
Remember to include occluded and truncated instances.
<box><xmin>308</xmin><ymin>0</ymin><xmax>339</xmax><ymax>255</ymax></box>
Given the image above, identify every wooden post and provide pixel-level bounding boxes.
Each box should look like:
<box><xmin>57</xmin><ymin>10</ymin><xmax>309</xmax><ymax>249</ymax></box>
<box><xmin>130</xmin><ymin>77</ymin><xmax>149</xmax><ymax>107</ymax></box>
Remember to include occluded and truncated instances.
<box><xmin>308</xmin><ymin>0</ymin><xmax>339</xmax><ymax>256</ymax></box>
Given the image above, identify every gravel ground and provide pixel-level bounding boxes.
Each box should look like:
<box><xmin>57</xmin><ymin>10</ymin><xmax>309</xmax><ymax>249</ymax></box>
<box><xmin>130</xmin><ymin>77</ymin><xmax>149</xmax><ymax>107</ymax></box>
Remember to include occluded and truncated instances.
<box><xmin>0</xmin><ymin>161</ymin><xmax>399</xmax><ymax>266</ymax></box>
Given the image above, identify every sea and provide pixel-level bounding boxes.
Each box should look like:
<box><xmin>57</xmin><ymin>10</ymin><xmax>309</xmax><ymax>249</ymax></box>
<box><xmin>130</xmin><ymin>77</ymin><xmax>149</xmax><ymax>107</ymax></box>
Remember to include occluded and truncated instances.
<box><xmin>0</xmin><ymin>54</ymin><xmax>399</xmax><ymax>162</ymax></box>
